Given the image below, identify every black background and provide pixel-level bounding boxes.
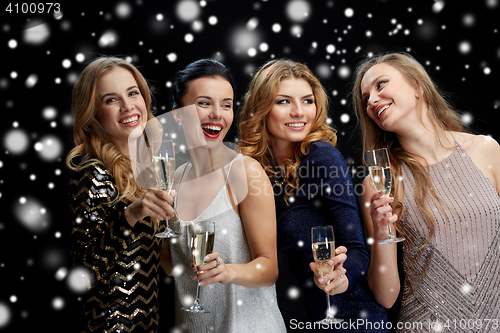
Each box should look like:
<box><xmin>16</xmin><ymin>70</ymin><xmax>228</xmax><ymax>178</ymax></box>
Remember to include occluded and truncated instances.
<box><xmin>1</xmin><ymin>0</ymin><xmax>499</xmax><ymax>332</ymax></box>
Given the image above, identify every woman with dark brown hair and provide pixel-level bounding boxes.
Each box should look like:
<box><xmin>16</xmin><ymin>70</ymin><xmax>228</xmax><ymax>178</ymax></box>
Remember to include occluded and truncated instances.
<box><xmin>163</xmin><ymin>58</ymin><xmax>286</xmax><ymax>333</ymax></box>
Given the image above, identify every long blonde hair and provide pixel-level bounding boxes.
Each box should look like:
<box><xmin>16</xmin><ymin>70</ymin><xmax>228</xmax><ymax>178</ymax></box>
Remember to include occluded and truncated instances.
<box><xmin>66</xmin><ymin>56</ymin><xmax>155</xmax><ymax>204</ymax></box>
<box><xmin>352</xmin><ymin>52</ymin><xmax>464</xmax><ymax>241</ymax></box>
<box><xmin>238</xmin><ymin>59</ymin><xmax>337</xmax><ymax>201</ymax></box>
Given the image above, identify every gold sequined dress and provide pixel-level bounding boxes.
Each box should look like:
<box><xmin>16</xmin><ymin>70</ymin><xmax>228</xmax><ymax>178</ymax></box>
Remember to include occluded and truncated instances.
<box><xmin>69</xmin><ymin>163</ymin><xmax>165</xmax><ymax>333</ymax></box>
<box><xmin>399</xmin><ymin>144</ymin><xmax>500</xmax><ymax>332</ymax></box>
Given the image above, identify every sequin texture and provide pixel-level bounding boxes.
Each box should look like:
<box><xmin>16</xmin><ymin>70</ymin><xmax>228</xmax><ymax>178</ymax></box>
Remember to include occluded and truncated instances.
<box><xmin>275</xmin><ymin>142</ymin><xmax>389</xmax><ymax>332</ymax></box>
<box><xmin>400</xmin><ymin>144</ymin><xmax>500</xmax><ymax>332</ymax></box>
<box><xmin>69</xmin><ymin>163</ymin><xmax>165</xmax><ymax>333</ymax></box>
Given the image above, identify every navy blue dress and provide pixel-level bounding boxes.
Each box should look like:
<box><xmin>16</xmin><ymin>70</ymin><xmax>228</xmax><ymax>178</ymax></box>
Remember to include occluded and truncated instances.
<box><xmin>275</xmin><ymin>141</ymin><xmax>389</xmax><ymax>332</ymax></box>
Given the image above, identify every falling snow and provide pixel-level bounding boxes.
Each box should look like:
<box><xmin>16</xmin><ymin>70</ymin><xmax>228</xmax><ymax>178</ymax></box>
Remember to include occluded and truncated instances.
<box><xmin>1</xmin><ymin>0</ymin><xmax>499</xmax><ymax>331</ymax></box>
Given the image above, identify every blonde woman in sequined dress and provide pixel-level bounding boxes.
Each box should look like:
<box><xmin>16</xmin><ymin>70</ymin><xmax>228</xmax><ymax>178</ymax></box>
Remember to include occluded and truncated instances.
<box><xmin>353</xmin><ymin>52</ymin><xmax>500</xmax><ymax>332</ymax></box>
<box><xmin>66</xmin><ymin>57</ymin><xmax>175</xmax><ymax>332</ymax></box>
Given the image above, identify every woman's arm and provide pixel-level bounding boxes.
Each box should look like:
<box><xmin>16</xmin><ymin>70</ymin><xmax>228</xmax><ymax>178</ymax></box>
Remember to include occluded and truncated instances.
<box><xmin>70</xmin><ymin>164</ymin><xmax>175</xmax><ymax>281</ymax></box>
<box><xmin>466</xmin><ymin>134</ymin><xmax>500</xmax><ymax>194</ymax></box>
<box><xmin>124</xmin><ymin>188</ymin><xmax>174</xmax><ymax>226</ymax></box>
<box><xmin>309</xmin><ymin>143</ymin><xmax>370</xmax><ymax>293</ymax></box>
<box><xmin>361</xmin><ymin>176</ymin><xmax>400</xmax><ymax>308</ymax></box>
<box><xmin>69</xmin><ymin>165</ymin><xmax>138</xmax><ymax>284</ymax></box>
<box><xmin>194</xmin><ymin>156</ymin><xmax>279</xmax><ymax>288</ymax></box>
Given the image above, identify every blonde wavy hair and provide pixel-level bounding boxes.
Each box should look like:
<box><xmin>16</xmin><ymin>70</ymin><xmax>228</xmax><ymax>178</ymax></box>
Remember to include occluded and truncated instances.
<box><xmin>66</xmin><ymin>56</ymin><xmax>155</xmax><ymax>204</ymax></box>
<box><xmin>352</xmin><ymin>52</ymin><xmax>464</xmax><ymax>242</ymax></box>
<box><xmin>238</xmin><ymin>59</ymin><xmax>337</xmax><ymax>201</ymax></box>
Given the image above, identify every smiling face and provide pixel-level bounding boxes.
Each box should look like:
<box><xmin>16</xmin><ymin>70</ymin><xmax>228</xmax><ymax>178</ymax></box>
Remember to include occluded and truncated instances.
<box><xmin>180</xmin><ymin>76</ymin><xmax>234</xmax><ymax>142</ymax></box>
<box><xmin>360</xmin><ymin>62</ymin><xmax>421</xmax><ymax>132</ymax></box>
<box><xmin>96</xmin><ymin>66</ymin><xmax>147</xmax><ymax>154</ymax></box>
<box><xmin>266</xmin><ymin>77</ymin><xmax>317</xmax><ymax>153</ymax></box>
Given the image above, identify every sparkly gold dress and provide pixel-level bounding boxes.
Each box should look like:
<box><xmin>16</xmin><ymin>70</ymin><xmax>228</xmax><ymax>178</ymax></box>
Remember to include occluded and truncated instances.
<box><xmin>69</xmin><ymin>163</ymin><xmax>165</xmax><ymax>333</ymax></box>
<box><xmin>399</xmin><ymin>145</ymin><xmax>500</xmax><ymax>332</ymax></box>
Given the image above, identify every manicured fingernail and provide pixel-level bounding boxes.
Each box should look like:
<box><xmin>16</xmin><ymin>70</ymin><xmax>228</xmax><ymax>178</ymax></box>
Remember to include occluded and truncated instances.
<box><xmin>203</xmin><ymin>256</ymin><xmax>210</xmax><ymax>263</ymax></box>
<box><xmin>192</xmin><ymin>266</ymin><xmax>198</xmax><ymax>272</ymax></box>
<box><xmin>192</xmin><ymin>275</ymin><xmax>197</xmax><ymax>280</ymax></box>
<box><xmin>198</xmin><ymin>281</ymin><xmax>204</xmax><ymax>286</ymax></box>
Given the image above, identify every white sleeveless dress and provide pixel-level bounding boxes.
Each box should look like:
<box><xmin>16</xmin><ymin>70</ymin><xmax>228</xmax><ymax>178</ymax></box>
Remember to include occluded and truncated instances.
<box><xmin>169</xmin><ymin>155</ymin><xmax>287</xmax><ymax>333</ymax></box>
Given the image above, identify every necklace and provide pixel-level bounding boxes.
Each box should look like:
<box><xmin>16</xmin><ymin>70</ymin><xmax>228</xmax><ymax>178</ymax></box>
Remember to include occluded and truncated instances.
<box><xmin>269</xmin><ymin>175</ymin><xmax>286</xmax><ymax>187</ymax></box>
<box><xmin>268</xmin><ymin>166</ymin><xmax>286</xmax><ymax>188</ymax></box>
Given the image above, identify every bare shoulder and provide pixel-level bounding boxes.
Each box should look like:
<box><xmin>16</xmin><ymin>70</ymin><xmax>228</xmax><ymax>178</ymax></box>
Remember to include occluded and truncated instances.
<box><xmin>241</xmin><ymin>154</ymin><xmax>262</xmax><ymax>167</ymax></box>
<box><xmin>455</xmin><ymin>132</ymin><xmax>500</xmax><ymax>191</ymax></box>
<box><xmin>228</xmin><ymin>154</ymin><xmax>269</xmax><ymax>190</ymax></box>
<box><xmin>469</xmin><ymin>134</ymin><xmax>500</xmax><ymax>170</ymax></box>
<box><xmin>238</xmin><ymin>155</ymin><xmax>273</xmax><ymax>194</ymax></box>
<box><xmin>455</xmin><ymin>132</ymin><xmax>500</xmax><ymax>156</ymax></box>
<box><xmin>240</xmin><ymin>155</ymin><xmax>268</xmax><ymax>177</ymax></box>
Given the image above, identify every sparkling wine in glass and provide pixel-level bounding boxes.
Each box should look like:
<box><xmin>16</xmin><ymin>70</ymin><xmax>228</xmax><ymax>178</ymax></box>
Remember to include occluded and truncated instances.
<box><xmin>366</xmin><ymin>148</ymin><xmax>405</xmax><ymax>245</ymax></box>
<box><xmin>311</xmin><ymin>225</ymin><xmax>343</xmax><ymax>324</ymax></box>
<box><xmin>182</xmin><ymin>221</ymin><xmax>215</xmax><ymax>313</ymax></box>
<box><xmin>152</xmin><ymin>139</ymin><xmax>181</xmax><ymax>238</ymax></box>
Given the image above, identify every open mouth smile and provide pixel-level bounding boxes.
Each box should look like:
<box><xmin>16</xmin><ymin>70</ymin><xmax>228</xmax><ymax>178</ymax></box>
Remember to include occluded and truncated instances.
<box><xmin>376</xmin><ymin>104</ymin><xmax>390</xmax><ymax>118</ymax></box>
<box><xmin>119</xmin><ymin>114</ymin><xmax>140</xmax><ymax>126</ymax></box>
<box><xmin>285</xmin><ymin>122</ymin><xmax>306</xmax><ymax>130</ymax></box>
<box><xmin>201</xmin><ymin>123</ymin><xmax>223</xmax><ymax>138</ymax></box>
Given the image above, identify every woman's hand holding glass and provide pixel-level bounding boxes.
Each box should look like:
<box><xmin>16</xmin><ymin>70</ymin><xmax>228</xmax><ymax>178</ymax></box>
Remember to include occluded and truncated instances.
<box><xmin>124</xmin><ymin>189</ymin><xmax>175</xmax><ymax>227</ymax></box>
<box><xmin>310</xmin><ymin>246</ymin><xmax>348</xmax><ymax>295</ymax></box>
<box><xmin>365</xmin><ymin>148</ymin><xmax>404</xmax><ymax>244</ymax></box>
<box><xmin>369</xmin><ymin>190</ymin><xmax>399</xmax><ymax>243</ymax></box>
<box><xmin>311</xmin><ymin>226</ymin><xmax>343</xmax><ymax>323</ymax></box>
<box><xmin>191</xmin><ymin>251</ymin><xmax>231</xmax><ymax>286</ymax></box>
<box><xmin>182</xmin><ymin>221</ymin><xmax>215</xmax><ymax>313</ymax></box>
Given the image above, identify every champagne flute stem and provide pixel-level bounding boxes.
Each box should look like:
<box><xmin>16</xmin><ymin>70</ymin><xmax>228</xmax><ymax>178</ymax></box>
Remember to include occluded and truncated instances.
<box><xmin>165</xmin><ymin>217</ymin><xmax>172</xmax><ymax>232</ymax></box>
<box><xmin>326</xmin><ymin>291</ymin><xmax>331</xmax><ymax>317</ymax></box>
<box><xmin>194</xmin><ymin>281</ymin><xmax>201</xmax><ymax>305</ymax></box>
<box><xmin>387</xmin><ymin>224</ymin><xmax>394</xmax><ymax>239</ymax></box>
<box><xmin>325</xmin><ymin>281</ymin><xmax>333</xmax><ymax>319</ymax></box>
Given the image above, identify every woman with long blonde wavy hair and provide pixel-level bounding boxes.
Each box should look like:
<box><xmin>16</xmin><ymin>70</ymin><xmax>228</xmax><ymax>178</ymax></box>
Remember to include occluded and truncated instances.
<box><xmin>66</xmin><ymin>56</ymin><xmax>174</xmax><ymax>332</ymax></box>
<box><xmin>239</xmin><ymin>59</ymin><xmax>389</xmax><ymax>331</ymax></box>
<box><xmin>353</xmin><ymin>52</ymin><xmax>500</xmax><ymax>331</ymax></box>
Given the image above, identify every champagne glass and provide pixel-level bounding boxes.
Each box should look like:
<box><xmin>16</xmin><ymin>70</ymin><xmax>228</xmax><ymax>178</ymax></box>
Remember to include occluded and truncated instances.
<box><xmin>311</xmin><ymin>225</ymin><xmax>343</xmax><ymax>324</ymax></box>
<box><xmin>365</xmin><ymin>148</ymin><xmax>405</xmax><ymax>245</ymax></box>
<box><xmin>182</xmin><ymin>221</ymin><xmax>215</xmax><ymax>313</ymax></box>
<box><xmin>152</xmin><ymin>139</ymin><xmax>181</xmax><ymax>238</ymax></box>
